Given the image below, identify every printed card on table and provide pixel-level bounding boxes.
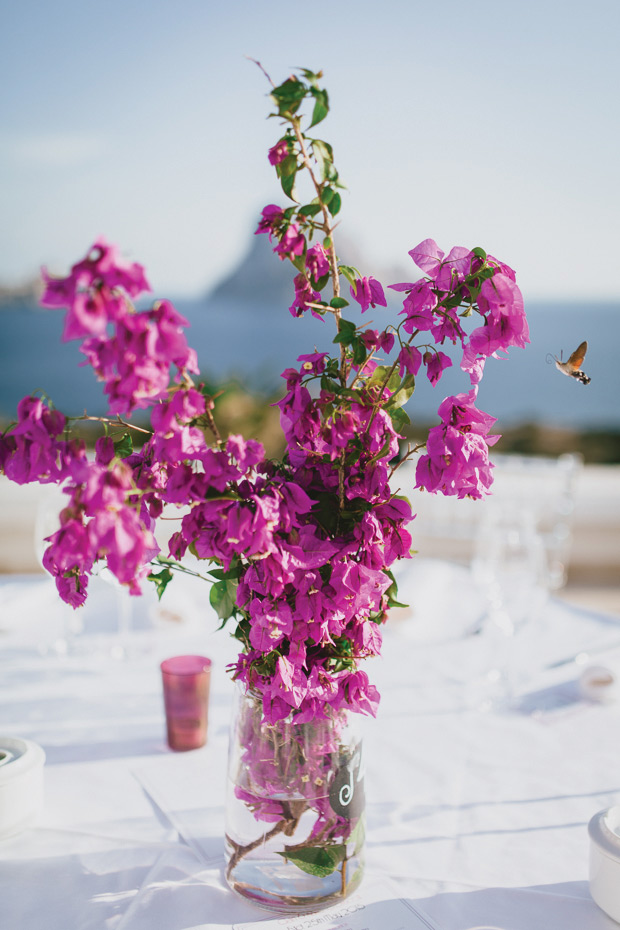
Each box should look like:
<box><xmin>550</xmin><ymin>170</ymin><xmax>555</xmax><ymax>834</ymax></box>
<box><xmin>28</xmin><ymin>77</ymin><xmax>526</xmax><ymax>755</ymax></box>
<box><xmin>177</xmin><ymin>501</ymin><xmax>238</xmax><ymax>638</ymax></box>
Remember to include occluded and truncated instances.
<box><xmin>233</xmin><ymin>881</ymin><xmax>439</xmax><ymax>930</ymax></box>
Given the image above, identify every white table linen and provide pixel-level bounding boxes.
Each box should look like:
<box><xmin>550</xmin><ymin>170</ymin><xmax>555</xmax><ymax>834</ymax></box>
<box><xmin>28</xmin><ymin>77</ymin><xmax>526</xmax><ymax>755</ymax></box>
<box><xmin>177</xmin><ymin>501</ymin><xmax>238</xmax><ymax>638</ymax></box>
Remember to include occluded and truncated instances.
<box><xmin>1</xmin><ymin>563</ymin><xmax>619</xmax><ymax>930</ymax></box>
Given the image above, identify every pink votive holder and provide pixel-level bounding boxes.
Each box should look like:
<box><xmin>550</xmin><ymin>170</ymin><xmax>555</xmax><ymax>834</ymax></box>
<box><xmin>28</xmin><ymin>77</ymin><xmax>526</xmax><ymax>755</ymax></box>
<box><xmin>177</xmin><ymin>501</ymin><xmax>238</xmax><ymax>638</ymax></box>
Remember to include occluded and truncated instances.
<box><xmin>160</xmin><ymin>655</ymin><xmax>212</xmax><ymax>752</ymax></box>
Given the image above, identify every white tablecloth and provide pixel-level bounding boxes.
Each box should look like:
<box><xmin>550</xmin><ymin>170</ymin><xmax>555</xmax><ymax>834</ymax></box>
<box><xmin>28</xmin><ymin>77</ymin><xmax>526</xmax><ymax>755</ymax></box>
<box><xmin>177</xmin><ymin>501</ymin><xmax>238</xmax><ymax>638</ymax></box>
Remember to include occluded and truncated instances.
<box><xmin>1</xmin><ymin>563</ymin><xmax>619</xmax><ymax>930</ymax></box>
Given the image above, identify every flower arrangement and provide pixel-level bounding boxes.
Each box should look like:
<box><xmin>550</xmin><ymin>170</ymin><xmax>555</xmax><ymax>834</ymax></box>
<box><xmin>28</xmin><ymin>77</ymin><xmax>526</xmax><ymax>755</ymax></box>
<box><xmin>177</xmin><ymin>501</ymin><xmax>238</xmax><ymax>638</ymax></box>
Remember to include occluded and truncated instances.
<box><xmin>0</xmin><ymin>66</ymin><xmax>528</xmax><ymax>905</ymax></box>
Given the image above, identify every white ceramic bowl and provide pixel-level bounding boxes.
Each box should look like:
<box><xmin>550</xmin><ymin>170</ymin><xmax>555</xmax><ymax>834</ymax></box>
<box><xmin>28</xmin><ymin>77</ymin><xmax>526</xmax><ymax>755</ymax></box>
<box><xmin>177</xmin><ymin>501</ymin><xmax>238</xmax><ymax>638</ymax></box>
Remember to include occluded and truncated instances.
<box><xmin>589</xmin><ymin>805</ymin><xmax>620</xmax><ymax>923</ymax></box>
<box><xmin>0</xmin><ymin>737</ymin><xmax>46</xmax><ymax>839</ymax></box>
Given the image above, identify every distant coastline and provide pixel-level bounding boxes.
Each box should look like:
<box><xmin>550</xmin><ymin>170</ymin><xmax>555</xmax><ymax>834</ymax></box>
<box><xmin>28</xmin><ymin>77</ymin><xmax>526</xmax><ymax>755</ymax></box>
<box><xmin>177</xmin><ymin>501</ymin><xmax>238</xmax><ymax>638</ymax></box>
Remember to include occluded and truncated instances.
<box><xmin>0</xmin><ymin>279</ymin><xmax>41</xmax><ymax>305</ymax></box>
<box><xmin>1</xmin><ymin>236</ymin><xmax>619</xmax><ymax>445</ymax></box>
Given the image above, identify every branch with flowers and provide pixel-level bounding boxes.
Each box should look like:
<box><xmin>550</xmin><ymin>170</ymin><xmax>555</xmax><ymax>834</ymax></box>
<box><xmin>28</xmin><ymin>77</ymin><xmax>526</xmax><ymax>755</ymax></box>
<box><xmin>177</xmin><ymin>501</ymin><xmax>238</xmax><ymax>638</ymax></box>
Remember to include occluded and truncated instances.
<box><xmin>0</xmin><ymin>66</ymin><xmax>528</xmax><ymax>892</ymax></box>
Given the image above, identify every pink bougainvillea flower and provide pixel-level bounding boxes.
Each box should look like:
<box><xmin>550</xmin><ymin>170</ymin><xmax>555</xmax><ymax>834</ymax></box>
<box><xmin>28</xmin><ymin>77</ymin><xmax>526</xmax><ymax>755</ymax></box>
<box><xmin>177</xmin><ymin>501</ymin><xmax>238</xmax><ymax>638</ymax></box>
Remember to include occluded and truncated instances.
<box><xmin>336</xmin><ymin>669</ymin><xmax>380</xmax><ymax>717</ymax></box>
<box><xmin>79</xmin><ymin>299</ymin><xmax>198</xmax><ymax>417</ymax></box>
<box><xmin>487</xmin><ymin>254</ymin><xmax>517</xmax><ymax>282</ymax></box>
<box><xmin>435</xmin><ymin>390</ymin><xmax>499</xmax><ymax>439</ymax></box>
<box><xmin>148</xmin><ymin>300</ymin><xmax>200</xmax><ymax>373</ymax></box>
<box><xmin>475</xmin><ymin>274</ymin><xmax>529</xmax><ymax>351</ymax></box>
<box><xmin>398</xmin><ymin>344</ymin><xmax>422</xmax><ymax>377</ymax></box>
<box><xmin>434</xmin><ymin>246</ymin><xmax>475</xmax><ymax>290</ymax></box>
<box><xmin>42</xmin><ymin>518</ymin><xmax>93</xmax><ymax>607</ymax></box>
<box><xmin>267</xmin><ymin>138</ymin><xmax>290</xmax><ymax>166</ymax></box>
<box><xmin>407</xmin><ymin>238</ymin><xmax>445</xmax><ymax>277</ymax></box>
<box><xmin>289</xmin><ymin>274</ymin><xmax>322</xmax><ymax>318</ymax></box>
<box><xmin>72</xmin><ymin>237</ymin><xmax>150</xmax><ymax>298</ymax></box>
<box><xmin>424</xmin><ymin>350</ymin><xmax>452</xmax><ymax>385</ymax></box>
<box><xmin>41</xmin><ymin>237</ymin><xmax>150</xmax><ymax>305</ymax></box>
<box><xmin>305</xmin><ymin>244</ymin><xmax>330</xmax><ymax>282</ymax></box>
<box><xmin>297</xmin><ymin>351</ymin><xmax>329</xmax><ymax>375</ymax></box>
<box><xmin>377</xmin><ymin>329</ymin><xmax>395</xmax><ymax>353</ymax></box>
<box><xmin>392</xmin><ymin>279</ymin><xmax>438</xmax><ymax>334</ymax></box>
<box><xmin>41</xmin><ymin>237</ymin><xmax>150</xmax><ymax>342</ymax></box>
<box><xmin>430</xmin><ymin>308</ymin><xmax>465</xmax><ymax>346</ymax></box>
<box><xmin>254</xmin><ymin>204</ymin><xmax>285</xmax><ymax>239</ymax></box>
<box><xmin>90</xmin><ymin>506</ymin><xmax>158</xmax><ymax>593</ymax></box>
<box><xmin>415</xmin><ymin>390</ymin><xmax>499</xmax><ymax>500</ymax></box>
<box><xmin>461</xmin><ymin>273</ymin><xmax>528</xmax><ymax>384</ymax></box>
<box><xmin>273</xmin><ymin>223</ymin><xmax>305</xmax><ymax>261</ymax></box>
<box><xmin>2</xmin><ymin>396</ymin><xmax>71</xmax><ymax>485</ymax></box>
<box><xmin>359</xmin><ymin>329</ymin><xmax>379</xmax><ymax>351</ymax></box>
<box><xmin>461</xmin><ymin>350</ymin><xmax>487</xmax><ymax>386</ymax></box>
<box><xmin>349</xmin><ymin>276</ymin><xmax>387</xmax><ymax>312</ymax></box>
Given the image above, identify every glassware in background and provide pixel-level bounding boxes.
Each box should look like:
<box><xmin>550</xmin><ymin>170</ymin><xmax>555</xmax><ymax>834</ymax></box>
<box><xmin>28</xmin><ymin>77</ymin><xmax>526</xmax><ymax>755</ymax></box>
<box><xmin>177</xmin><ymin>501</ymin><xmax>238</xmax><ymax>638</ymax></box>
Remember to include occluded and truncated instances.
<box><xmin>488</xmin><ymin>453</ymin><xmax>583</xmax><ymax>593</ymax></box>
<box><xmin>34</xmin><ymin>488</ymin><xmax>83</xmax><ymax>655</ymax></box>
<box><xmin>470</xmin><ymin>507</ymin><xmax>549</xmax><ymax>709</ymax></box>
<box><xmin>95</xmin><ymin>565</ymin><xmax>135</xmax><ymax>660</ymax></box>
<box><xmin>392</xmin><ymin>453</ymin><xmax>582</xmax><ymax>590</ymax></box>
<box><xmin>160</xmin><ymin>655</ymin><xmax>212</xmax><ymax>751</ymax></box>
<box><xmin>35</xmin><ymin>487</ymin><xmax>152</xmax><ymax>659</ymax></box>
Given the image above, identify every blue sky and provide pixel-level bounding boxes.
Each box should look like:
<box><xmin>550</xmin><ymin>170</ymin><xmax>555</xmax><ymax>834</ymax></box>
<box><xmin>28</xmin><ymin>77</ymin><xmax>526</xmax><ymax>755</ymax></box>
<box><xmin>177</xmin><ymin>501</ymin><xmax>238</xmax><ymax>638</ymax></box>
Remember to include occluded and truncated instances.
<box><xmin>1</xmin><ymin>0</ymin><xmax>619</xmax><ymax>300</ymax></box>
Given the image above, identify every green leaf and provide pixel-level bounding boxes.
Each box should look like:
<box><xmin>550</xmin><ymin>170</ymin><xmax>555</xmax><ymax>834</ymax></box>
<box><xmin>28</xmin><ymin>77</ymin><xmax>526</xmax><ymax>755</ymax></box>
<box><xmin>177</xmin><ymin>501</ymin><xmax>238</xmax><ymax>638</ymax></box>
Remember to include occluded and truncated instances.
<box><xmin>312</xmin><ymin>139</ymin><xmax>333</xmax><ymax>182</ymax></box>
<box><xmin>113</xmin><ymin>432</ymin><xmax>133</xmax><ymax>459</ymax></box>
<box><xmin>147</xmin><ymin>567</ymin><xmax>173</xmax><ymax>601</ymax></box>
<box><xmin>325</xmin><ymin>162</ymin><xmax>339</xmax><ymax>183</ymax></box>
<box><xmin>385</xmin><ymin>570</ymin><xmax>408</xmax><ymax>609</ymax></box>
<box><xmin>333</xmin><ymin>318</ymin><xmax>357</xmax><ymax>345</ymax></box>
<box><xmin>390</xmin><ymin>406</ymin><xmax>411</xmax><ymax>433</ymax></box>
<box><xmin>276</xmin><ymin>844</ymin><xmax>346</xmax><ymax>878</ymax></box>
<box><xmin>471</xmin><ymin>246</ymin><xmax>487</xmax><ymax>261</ymax></box>
<box><xmin>281</xmin><ymin>173</ymin><xmax>298</xmax><ymax>202</ymax></box>
<box><xmin>351</xmin><ymin>337</ymin><xmax>367</xmax><ymax>366</ymax></box>
<box><xmin>327</xmin><ymin>192</ymin><xmax>342</xmax><ymax>216</ymax></box>
<box><xmin>298</xmin><ymin>68</ymin><xmax>322</xmax><ymax>87</ymax></box>
<box><xmin>270</xmin><ymin>77</ymin><xmax>307</xmax><ymax>117</ymax></box>
<box><xmin>387</xmin><ymin>374</ymin><xmax>416</xmax><ymax>410</ymax></box>
<box><xmin>312</xmin><ymin>138</ymin><xmax>333</xmax><ymax>158</ymax></box>
<box><xmin>278</xmin><ymin>154</ymin><xmax>298</xmax><ymax>178</ymax></box>
<box><xmin>338</xmin><ymin>264</ymin><xmax>361</xmax><ymax>286</ymax></box>
<box><xmin>322</xmin><ymin>186</ymin><xmax>334</xmax><ymax>205</ymax></box>
<box><xmin>369</xmin><ymin>365</ymin><xmax>400</xmax><ymax>392</ymax></box>
<box><xmin>309</xmin><ymin>87</ymin><xmax>329</xmax><ymax>128</ymax></box>
<box><xmin>298</xmin><ymin>202</ymin><xmax>322</xmax><ymax>218</ymax></box>
<box><xmin>278</xmin><ymin>154</ymin><xmax>299</xmax><ymax>202</ymax></box>
<box><xmin>330</xmin><ymin>297</ymin><xmax>349</xmax><ymax>309</ymax></box>
<box><xmin>320</xmin><ymin>375</ymin><xmax>341</xmax><ymax>394</ymax></box>
<box><xmin>208</xmin><ymin>563</ymin><xmax>241</xmax><ymax>581</ymax></box>
<box><xmin>313</xmin><ymin>273</ymin><xmax>330</xmax><ymax>291</ymax></box>
<box><xmin>209</xmin><ymin>578</ymin><xmax>238</xmax><ymax>621</ymax></box>
<box><xmin>388</xmin><ymin>385</ymin><xmax>415</xmax><ymax>409</ymax></box>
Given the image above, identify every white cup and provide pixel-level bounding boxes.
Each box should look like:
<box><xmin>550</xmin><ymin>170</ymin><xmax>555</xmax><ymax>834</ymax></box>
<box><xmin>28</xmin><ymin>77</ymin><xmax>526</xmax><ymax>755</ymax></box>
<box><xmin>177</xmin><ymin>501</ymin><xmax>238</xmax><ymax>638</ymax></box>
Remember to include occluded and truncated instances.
<box><xmin>0</xmin><ymin>737</ymin><xmax>46</xmax><ymax>838</ymax></box>
<box><xmin>589</xmin><ymin>806</ymin><xmax>620</xmax><ymax>922</ymax></box>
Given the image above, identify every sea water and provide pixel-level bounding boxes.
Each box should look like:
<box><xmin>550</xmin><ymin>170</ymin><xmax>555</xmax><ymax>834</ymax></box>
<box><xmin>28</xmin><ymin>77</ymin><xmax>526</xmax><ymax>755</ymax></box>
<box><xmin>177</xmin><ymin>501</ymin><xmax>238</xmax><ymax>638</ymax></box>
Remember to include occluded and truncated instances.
<box><xmin>1</xmin><ymin>297</ymin><xmax>618</xmax><ymax>429</ymax></box>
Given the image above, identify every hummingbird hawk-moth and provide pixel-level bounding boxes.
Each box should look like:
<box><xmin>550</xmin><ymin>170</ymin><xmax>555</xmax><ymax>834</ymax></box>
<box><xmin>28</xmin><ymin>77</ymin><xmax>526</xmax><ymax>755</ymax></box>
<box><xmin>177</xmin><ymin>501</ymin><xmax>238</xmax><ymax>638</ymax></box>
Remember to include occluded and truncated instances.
<box><xmin>553</xmin><ymin>341</ymin><xmax>591</xmax><ymax>384</ymax></box>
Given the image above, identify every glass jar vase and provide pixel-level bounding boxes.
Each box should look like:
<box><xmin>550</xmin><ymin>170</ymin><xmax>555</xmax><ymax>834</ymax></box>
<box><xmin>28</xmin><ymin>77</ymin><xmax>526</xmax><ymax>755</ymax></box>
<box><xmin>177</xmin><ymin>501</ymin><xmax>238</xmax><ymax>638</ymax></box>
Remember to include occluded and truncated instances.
<box><xmin>224</xmin><ymin>684</ymin><xmax>365</xmax><ymax>913</ymax></box>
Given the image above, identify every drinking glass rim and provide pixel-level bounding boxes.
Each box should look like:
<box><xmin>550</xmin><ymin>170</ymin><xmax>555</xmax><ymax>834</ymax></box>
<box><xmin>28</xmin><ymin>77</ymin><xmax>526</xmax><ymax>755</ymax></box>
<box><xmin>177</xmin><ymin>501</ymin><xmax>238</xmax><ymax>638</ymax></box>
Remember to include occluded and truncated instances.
<box><xmin>160</xmin><ymin>655</ymin><xmax>212</xmax><ymax>676</ymax></box>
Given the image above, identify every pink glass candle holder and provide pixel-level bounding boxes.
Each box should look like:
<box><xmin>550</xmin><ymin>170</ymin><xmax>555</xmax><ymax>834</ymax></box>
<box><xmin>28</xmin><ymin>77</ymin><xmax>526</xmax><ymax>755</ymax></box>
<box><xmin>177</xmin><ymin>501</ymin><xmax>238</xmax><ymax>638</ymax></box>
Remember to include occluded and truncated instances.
<box><xmin>160</xmin><ymin>655</ymin><xmax>212</xmax><ymax>751</ymax></box>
